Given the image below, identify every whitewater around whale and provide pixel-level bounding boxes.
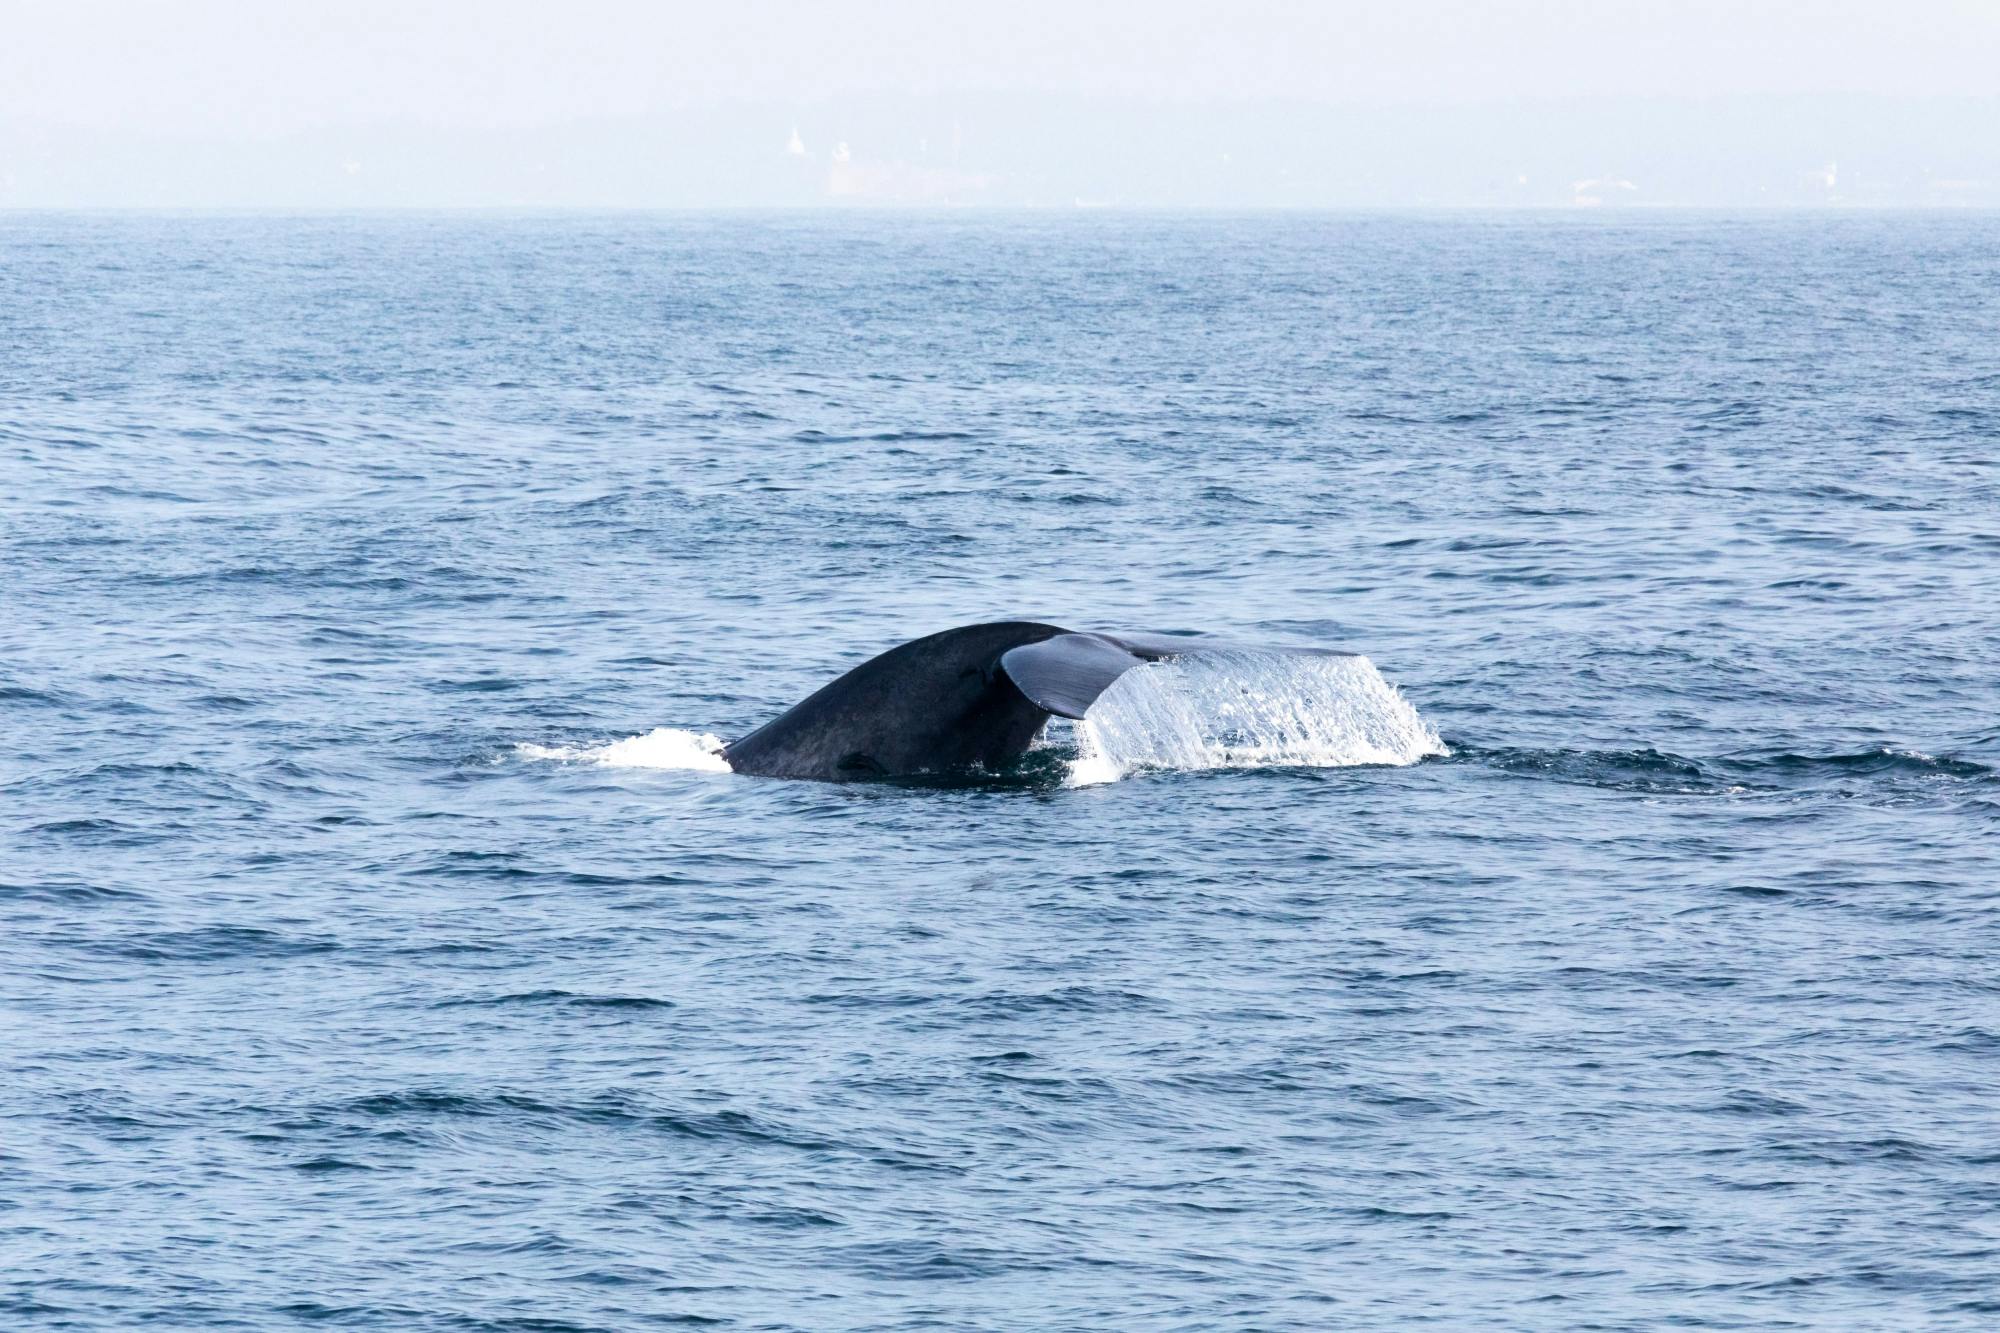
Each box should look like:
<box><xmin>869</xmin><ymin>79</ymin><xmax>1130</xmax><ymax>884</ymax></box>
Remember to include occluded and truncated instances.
<box><xmin>519</xmin><ymin>640</ymin><xmax>1445</xmax><ymax>787</ymax></box>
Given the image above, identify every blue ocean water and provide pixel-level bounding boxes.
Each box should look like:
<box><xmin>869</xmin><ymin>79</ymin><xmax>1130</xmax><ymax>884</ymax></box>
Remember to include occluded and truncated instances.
<box><xmin>4</xmin><ymin>211</ymin><xmax>1998</xmax><ymax>1330</ymax></box>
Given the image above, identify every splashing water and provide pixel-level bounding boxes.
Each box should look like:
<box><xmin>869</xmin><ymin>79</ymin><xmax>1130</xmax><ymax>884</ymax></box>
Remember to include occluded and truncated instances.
<box><xmin>517</xmin><ymin>728</ymin><xmax>732</xmax><ymax>771</ymax></box>
<box><xmin>517</xmin><ymin>658</ymin><xmax>1441</xmax><ymax>785</ymax></box>
<box><xmin>1065</xmin><ymin>651</ymin><xmax>1445</xmax><ymax>786</ymax></box>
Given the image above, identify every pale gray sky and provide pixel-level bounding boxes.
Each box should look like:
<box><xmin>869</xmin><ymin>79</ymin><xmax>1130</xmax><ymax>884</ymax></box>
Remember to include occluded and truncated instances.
<box><xmin>3</xmin><ymin>1</ymin><xmax>1997</xmax><ymax>206</ymax></box>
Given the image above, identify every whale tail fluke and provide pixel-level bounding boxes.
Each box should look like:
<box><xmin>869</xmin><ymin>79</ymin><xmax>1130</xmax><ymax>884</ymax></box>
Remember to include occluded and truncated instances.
<box><xmin>721</xmin><ymin>621</ymin><xmax>1354</xmax><ymax>781</ymax></box>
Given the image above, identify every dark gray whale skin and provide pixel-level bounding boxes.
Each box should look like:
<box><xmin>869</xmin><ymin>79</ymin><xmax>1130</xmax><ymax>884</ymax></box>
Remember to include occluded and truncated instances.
<box><xmin>720</xmin><ymin>620</ymin><xmax>1354</xmax><ymax>782</ymax></box>
<box><xmin>721</xmin><ymin>621</ymin><xmax>1068</xmax><ymax>781</ymax></box>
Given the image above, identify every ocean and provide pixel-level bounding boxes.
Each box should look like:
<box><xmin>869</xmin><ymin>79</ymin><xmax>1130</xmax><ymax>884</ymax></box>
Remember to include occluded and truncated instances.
<box><xmin>4</xmin><ymin>211</ymin><xmax>1997</xmax><ymax>1329</ymax></box>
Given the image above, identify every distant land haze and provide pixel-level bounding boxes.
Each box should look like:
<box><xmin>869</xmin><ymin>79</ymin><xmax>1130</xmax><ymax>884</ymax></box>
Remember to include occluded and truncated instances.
<box><xmin>5</xmin><ymin>93</ymin><xmax>1998</xmax><ymax>209</ymax></box>
<box><xmin>7</xmin><ymin>0</ymin><xmax>1999</xmax><ymax>209</ymax></box>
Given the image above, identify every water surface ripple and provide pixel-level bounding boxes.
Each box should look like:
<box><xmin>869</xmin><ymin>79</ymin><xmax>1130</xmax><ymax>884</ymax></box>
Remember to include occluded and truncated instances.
<box><xmin>4</xmin><ymin>213</ymin><xmax>1998</xmax><ymax>1330</ymax></box>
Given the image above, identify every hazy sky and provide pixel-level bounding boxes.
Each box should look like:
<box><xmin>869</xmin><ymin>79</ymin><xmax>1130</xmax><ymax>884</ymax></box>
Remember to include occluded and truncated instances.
<box><xmin>4</xmin><ymin>2</ymin><xmax>1998</xmax><ymax>206</ymax></box>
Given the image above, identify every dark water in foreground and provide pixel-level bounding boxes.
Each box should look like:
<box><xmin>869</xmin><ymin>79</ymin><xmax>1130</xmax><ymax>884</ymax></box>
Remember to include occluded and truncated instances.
<box><xmin>4</xmin><ymin>213</ymin><xmax>1998</xmax><ymax>1330</ymax></box>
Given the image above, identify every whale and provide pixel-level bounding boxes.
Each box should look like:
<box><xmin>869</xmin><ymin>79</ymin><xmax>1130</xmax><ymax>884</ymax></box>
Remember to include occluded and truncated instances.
<box><xmin>721</xmin><ymin>620</ymin><xmax>1353</xmax><ymax>781</ymax></box>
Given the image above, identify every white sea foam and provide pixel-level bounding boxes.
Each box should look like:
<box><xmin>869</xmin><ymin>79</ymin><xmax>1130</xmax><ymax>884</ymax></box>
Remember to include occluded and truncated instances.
<box><xmin>516</xmin><ymin>727</ymin><xmax>732</xmax><ymax>772</ymax></box>
<box><xmin>1062</xmin><ymin>651</ymin><xmax>1445</xmax><ymax>787</ymax></box>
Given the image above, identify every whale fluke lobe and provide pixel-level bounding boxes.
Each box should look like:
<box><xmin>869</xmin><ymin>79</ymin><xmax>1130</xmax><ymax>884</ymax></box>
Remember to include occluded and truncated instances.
<box><xmin>720</xmin><ymin>621</ymin><xmax>1356</xmax><ymax>782</ymax></box>
<box><xmin>998</xmin><ymin>633</ymin><xmax>1150</xmax><ymax>720</ymax></box>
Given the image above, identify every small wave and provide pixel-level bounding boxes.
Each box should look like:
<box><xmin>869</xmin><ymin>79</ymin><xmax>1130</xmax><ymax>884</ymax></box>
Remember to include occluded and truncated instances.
<box><xmin>1728</xmin><ymin>747</ymin><xmax>1992</xmax><ymax>782</ymax></box>
<box><xmin>110</xmin><ymin>925</ymin><xmax>339</xmax><ymax>962</ymax></box>
<box><xmin>1064</xmin><ymin>651</ymin><xmax>1445</xmax><ymax>786</ymax></box>
<box><xmin>435</xmin><ymin>989</ymin><xmax>676</xmax><ymax>1011</ymax></box>
<box><xmin>516</xmin><ymin>728</ymin><xmax>731</xmax><ymax>772</ymax></box>
<box><xmin>0</xmin><ymin>879</ymin><xmax>144</xmax><ymax>904</ymax></box>
<box><xmin>330</xmin><ymin>1089</ymin><xmax>835</xmax><ymax>1151</ymax></box>
<box><xmin>0</xmin><ymin>683</ymin><xmax>76</xmax><ymax>707</ymax></box>
<box><xmin>1469</xmin><ymin>745</ymin><xmax>1723</xmax><ymax>795</ymax></box>
<box><xmin>1459</xmin><ymin>744</ymin><xmax>1992</xmax><ymax>796</ymax></box>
